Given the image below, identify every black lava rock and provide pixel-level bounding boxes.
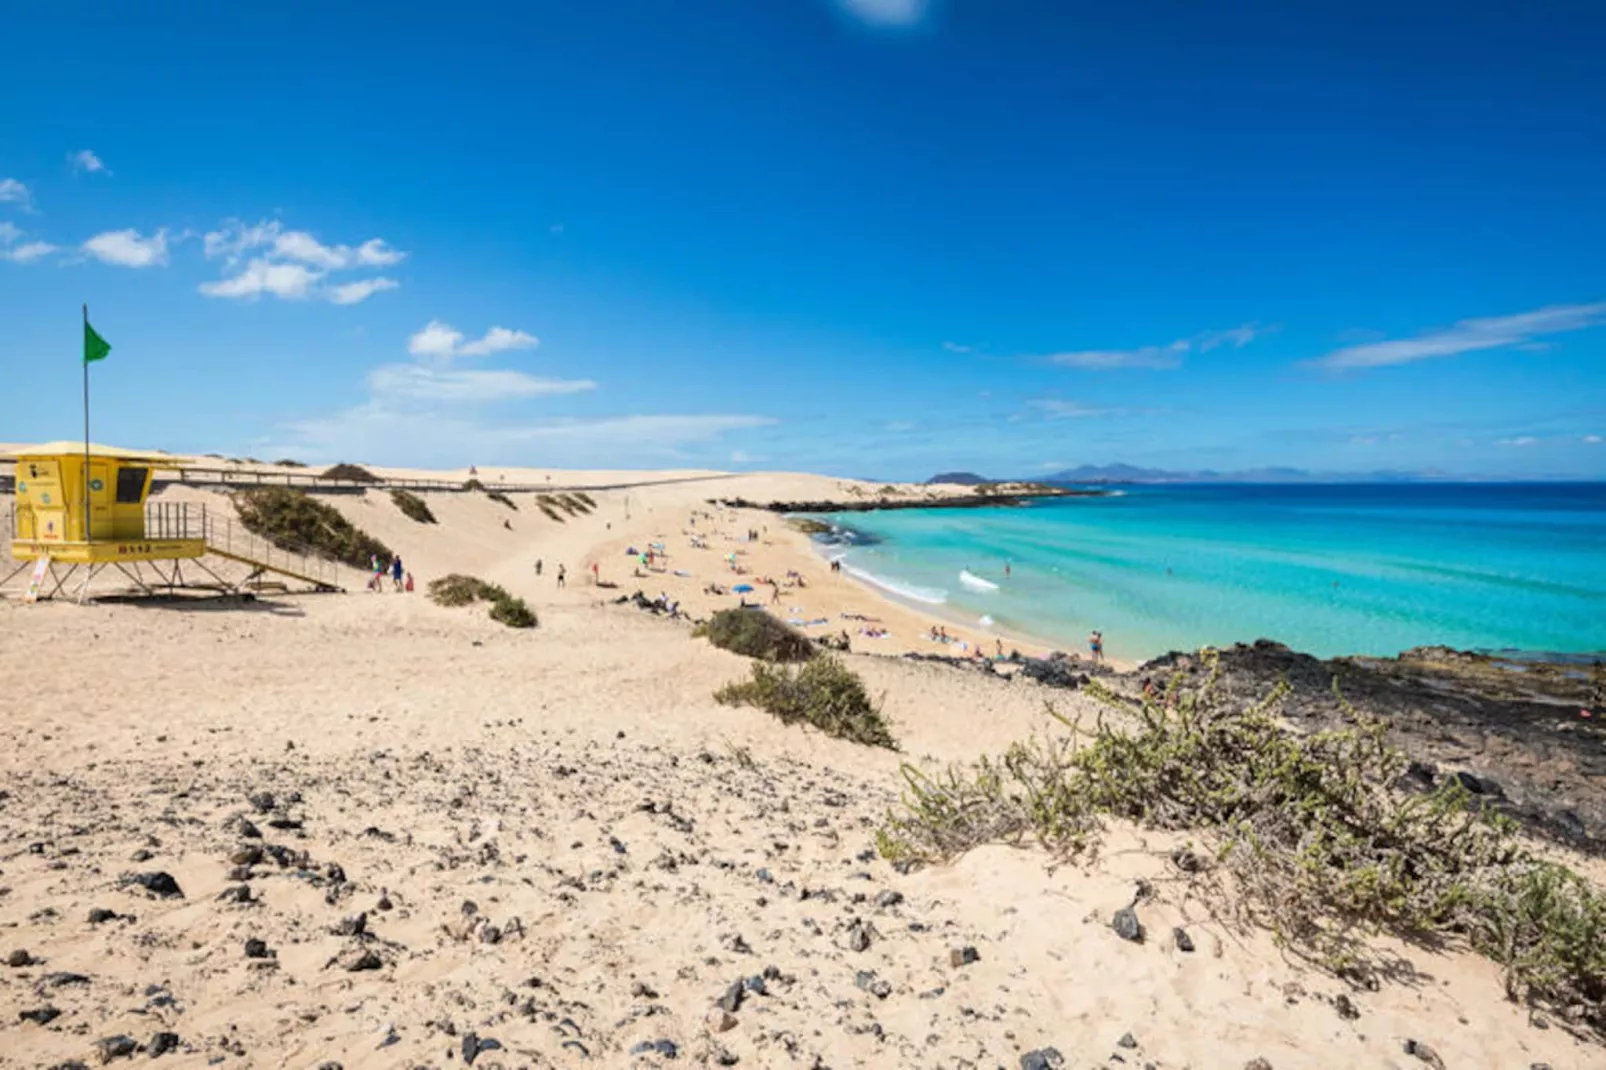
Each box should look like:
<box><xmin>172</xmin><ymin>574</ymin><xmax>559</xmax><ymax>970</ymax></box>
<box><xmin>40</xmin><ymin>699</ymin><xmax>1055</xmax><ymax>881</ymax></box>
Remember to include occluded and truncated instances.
<box><xmin>95</xmin><ymin>1035</ymin><xmax>138</xmax><ymax>1062</ymax></box>
<box><xmin>87</xmin><ymin>908</ymin><xmax>119</xmax><ymax>924</ymax></box>
<box><xmin>248</xmin><ymin>791</ymin><xmax>276</xmax><ymax>813</ymax></box>
<box><xmin>122</xmin><ymin>872</ymin><xmax>184</xmax><ymax>899</ymax></box>
<box><xmin>1173</xmin><ymin>927</ymin><xmax>1195</xmax><ymax>953</ymax></box>
<box><xmin>874</xmin><ymin>890</ymin><xmax>905</xmax><ymax>908</ymax></box>
<box><xmin>244</xmin><ymin>939</ymin><xmax>273</xmax><ymax>959</ymax></box>
<box><xmin>718</xmin><ymin>979</ymin><xmax>745</xmax><ymax>1014</ymax></box>
<box><xmin>1020</xmin><ymin>1049</ymin><xmax>1066</xmax><ymax>1070</ymax></box>
<box><xmin>1112</xmin><ymin>906</ymin><xmax>1144</xmax><ymax>943</ymax></box>
<box><xmin>148</xmin><ymin>1032</ymin><xmax>181</xmax><ymax>1058</ymax></box>
<box><xmin>949</xmin><ymin>945</ymin><xmax>980</xmax><ymax>967</ymax></box>
<box><xmin>6</xmin><ymin>948</ymin><xmax>34</xmax><ymax>967</ymax></box>
<box><xmin>19</xmin><ymin>1005</ymin><xmax>62</xmax><ymax>1025</ymax></box>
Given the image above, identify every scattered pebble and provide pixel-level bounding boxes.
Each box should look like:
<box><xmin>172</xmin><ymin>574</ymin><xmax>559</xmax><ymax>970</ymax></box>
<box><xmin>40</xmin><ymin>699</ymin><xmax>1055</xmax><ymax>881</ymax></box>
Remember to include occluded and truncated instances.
<box><xmin>1112</xmin><ymin>907</ymin><xmax>1143</xmax><ymax>943</ymax></box>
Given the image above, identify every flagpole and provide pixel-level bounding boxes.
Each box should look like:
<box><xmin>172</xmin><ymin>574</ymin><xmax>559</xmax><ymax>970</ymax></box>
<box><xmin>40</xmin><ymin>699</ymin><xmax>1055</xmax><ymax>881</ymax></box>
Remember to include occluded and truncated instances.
<box><xmin>82</xmin><ymin>303</ymin><xmax>91</xmax><ymax>549</ymax></box>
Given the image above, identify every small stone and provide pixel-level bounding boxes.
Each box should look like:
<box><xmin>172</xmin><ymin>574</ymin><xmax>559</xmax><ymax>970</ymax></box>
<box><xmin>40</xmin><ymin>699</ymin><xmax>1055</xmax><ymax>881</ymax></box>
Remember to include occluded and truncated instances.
<box><xmin>1173</xmin><ymin>927</ymin><xmax>1194</xmax><ymax>953</ymax></box>
<box><xmin>1112</xmin><ymin>906</ymin><xmax>1143</xmax><ymax>943</ymax></box>
<box><xmin>95</xmin><ymin>1035</ymin><xmax>138</xmax><ymax>1062</ymax></box>
<box><xmin>1170</xmin><ymin>846</ymin><xmax>1204</xmax><ymax>872</ymax></box>
<box><xmin>718</xmin><ymin>979</ymin><xmax>745</xmax><ymax>1014</ymax></box>
<box><xmin>122</xmin><ymin>872</ymin><xmax>183</xmax><ymax>899</ymax></box>
<box><xmin>376</xmin><ymin>892</ymin><xmax>393</xmax><ymax>911</ymax></box>
<box><xmin>1244</xmin><ymin>1060</ymin><xmax>1273</xmax><ymax>1070</ymax></box>
<box><xmin>1333</xmin><ymin>993</ymin><xmax>1359</xmax><ymax>1020</ymax></box>
<box><xmin>1403</xmin><ymin>1039</ymin><xmax>1446</xmax><ymax>1070</ymax></box>
<box><xmin>949</xmin><ymin>945</ymin><xmax>980</xmax><ymax>968</ymax></box>
<box><xmin>1118</xmin><ymin>1032</ymin><xmax>1138</xmax><ymax>1049</ymax></box>
<box><xmin>248</xmin><ymin>791</ymin><xmax>276</xmax><ymax>813</ymax></box>
<box><xmin>129</xmin><ymin>849</ymin><xmax>153</xmax><ymax>863</ymax></box>
<box><xmin>7</xmin><ymin>948</ymin><xmax>34</xmax><ymax>967</ymax></box>
<box><xmin>707</xmin><ymin>1007</ymin><xmax>738</xmax><ymax>1033</ymax></box>
<box><xmin>20</xmin><ymin>1005</ymin><xmax>62</xmax><ymax>1025</ymax></box>
<box><xmin>335</xmin><ymin>912</ymin><xmax>366</xmax><ymax>936</ymax></box>
<box><xmin>460</xmin><ymin>1032</ymin><xmax>502</xmax><ymax>1065</ymax></box>
<box><xmin>874</xmin><ymin>890</ymin><xmax>904</xmax><ymax>908</ymax></box>
<box><xmin>755</xmin><ymin>868</ymin><xmax>773</xmax><ymax>884</ymax></box>
<box><xmin>844</xmin><ymin>918</ymin><xmax>874</xmax><ymax>952</ymax></box>
<box><xmin>244</xmin><ymin>939</ymin><xmax>273</xmax><ymax>959</ymax></box>
<box><xmin>237</xmin><ymin>819</ymin><xmax>262</xmax><ymax>839</ymax></box>
<box><xmin>87</xmin><ymin>908</ymin><xmax>118</xmax><ymax>924</ymax></box>
<box><xmin>217</xmin><ymin>885</ymin><xmax>253</xmax><ymax>905</ymax></box>
<box><xmin>339</xmin><ymin>948</ymin><xmax>383</xmax><ymax>972</ymax></box>
<box><xmin>39</xmin><ymin>970</ymin><xmax>90</xmax><ymax>989</ymax></box>
<box><xmin>148</xmin><ymin>1032</ymin><xmax>180</xmax><ymax>1058</ymax></box>
<box><xmin>631</xmin><ymin>980</ymin><xmax>660</xmax><ymax>999</ymax></box>
<box><xmin>1020</xmin><ymin>1049</ymin><xmax>1066</xmax><ymax>1070</ymax></box>
<box><xmin>744</xmin><ymin>974</ymin><xmax>767</xmax><ymax>996</ymax></box>
<box><xmin>229</xmin><ymin>845</ymin><xmax>264</xmax><ymax>866</ymax></box>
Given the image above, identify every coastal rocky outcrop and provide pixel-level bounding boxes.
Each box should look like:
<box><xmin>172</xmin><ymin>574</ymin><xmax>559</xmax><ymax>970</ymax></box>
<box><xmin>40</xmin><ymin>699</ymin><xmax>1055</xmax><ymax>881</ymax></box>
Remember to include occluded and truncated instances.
<box><xmin>1132</xmin><ymin>640</ymin><xmax>1606</xmax><ymax>852</ymax></box>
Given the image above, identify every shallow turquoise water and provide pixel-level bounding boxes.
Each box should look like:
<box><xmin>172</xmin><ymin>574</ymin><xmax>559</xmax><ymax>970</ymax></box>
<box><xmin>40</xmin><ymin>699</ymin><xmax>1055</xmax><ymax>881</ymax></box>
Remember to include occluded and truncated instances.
<box><xmin>816</xmin><ymin>484</ymin><xmax>1606</xmax><ymax>663</ymax></box>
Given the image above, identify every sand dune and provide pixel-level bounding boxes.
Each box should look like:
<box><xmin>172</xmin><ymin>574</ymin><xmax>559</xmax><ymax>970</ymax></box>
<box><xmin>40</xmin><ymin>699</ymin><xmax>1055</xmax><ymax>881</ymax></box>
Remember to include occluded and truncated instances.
<box><xmin>0</xmin><ymin>464</ymin><xmax>1597</xmax><ymax>1068</ymax></box>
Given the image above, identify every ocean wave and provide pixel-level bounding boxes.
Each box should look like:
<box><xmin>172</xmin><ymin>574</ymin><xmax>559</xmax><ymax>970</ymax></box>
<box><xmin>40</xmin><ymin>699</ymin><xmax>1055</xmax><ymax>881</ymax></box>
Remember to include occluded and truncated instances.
<box><xmin>959</xmin><ymin>569</ymin><xmax>999</xmax><ymax>592</ymax></box>
<box><xmin>842</xmin><ymin>564</ymin><xmax>948</xmax><ymax>605</ymax></box>
<box><xmin>978</xmin><ymin>614</ymin><xmax>995</xmax><ymax>628</ymax></box>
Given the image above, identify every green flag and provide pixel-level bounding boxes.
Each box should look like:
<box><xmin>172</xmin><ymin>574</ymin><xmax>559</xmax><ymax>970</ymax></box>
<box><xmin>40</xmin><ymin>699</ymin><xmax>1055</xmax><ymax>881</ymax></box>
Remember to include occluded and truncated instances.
<box><xmin>84</xmin><ymin>320</ymin><xmax>111</xmax><ymax>364</ymax></box>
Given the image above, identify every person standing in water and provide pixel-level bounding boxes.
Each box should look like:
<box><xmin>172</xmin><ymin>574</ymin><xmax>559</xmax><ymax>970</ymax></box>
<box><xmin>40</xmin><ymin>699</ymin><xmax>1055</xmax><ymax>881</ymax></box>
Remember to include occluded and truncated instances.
<box><xmin>1089</xmin><ymin>630</ymin><xmax>1104</xmax><ymax>663</ymax></box>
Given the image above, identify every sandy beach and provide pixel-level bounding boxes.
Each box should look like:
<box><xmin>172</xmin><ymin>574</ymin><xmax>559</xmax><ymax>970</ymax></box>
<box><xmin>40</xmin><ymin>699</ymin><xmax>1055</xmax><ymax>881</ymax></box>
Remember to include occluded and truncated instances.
<box><xmin>0</xmin><ymin>460</ymin><xmax>1598</xmax><ymax>1068</ymax></box>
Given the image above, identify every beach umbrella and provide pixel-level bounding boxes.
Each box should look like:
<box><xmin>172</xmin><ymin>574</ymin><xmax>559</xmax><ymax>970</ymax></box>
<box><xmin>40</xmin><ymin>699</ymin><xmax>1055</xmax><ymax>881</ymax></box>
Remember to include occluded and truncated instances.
<box><xmin>732</xmin><ymin>584</ymin><xmax>754</xmax><ymax>593</ymax></box>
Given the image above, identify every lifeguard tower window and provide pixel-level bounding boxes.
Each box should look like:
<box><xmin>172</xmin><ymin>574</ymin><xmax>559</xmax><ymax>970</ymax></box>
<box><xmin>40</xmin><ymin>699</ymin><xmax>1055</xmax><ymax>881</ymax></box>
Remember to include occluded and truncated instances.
<box><xmin>116</xmin><ymin>466</ymin><xmax>148</xmax><ymax>504</ymax></box>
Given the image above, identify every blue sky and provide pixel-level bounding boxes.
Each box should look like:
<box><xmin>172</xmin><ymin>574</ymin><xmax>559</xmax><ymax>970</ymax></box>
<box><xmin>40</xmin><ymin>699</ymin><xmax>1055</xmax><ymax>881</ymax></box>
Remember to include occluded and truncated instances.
<box><xmin>2</xmin><ymin>0</ymin><xmax>1603</xmax><ymax>479</ymax></box>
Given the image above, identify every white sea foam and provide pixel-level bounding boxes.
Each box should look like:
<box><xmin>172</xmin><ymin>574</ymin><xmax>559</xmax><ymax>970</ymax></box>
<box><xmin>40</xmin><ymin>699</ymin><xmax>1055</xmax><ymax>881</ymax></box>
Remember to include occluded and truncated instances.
<box><xmin>978</xmin><ymin>614</ymin><xmax>995</xmax><ymax>628</ymax></box>
<box><xmin>842</xmin><ymin>564</ymin><xmax>948</xmax><ymax>605</ymax></box>
<box><xmin>959</xmin><ymin>569</ymin><xmax>999</xmax><ymax>591</ymax></box>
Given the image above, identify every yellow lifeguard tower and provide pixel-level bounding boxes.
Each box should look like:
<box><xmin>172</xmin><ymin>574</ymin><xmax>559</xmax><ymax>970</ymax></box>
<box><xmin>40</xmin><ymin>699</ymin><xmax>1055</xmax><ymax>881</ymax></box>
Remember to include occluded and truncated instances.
<box><xmin>4</xmin><ymin>441</ymin><xmax>341</xmax><ymax>599</ymax></box>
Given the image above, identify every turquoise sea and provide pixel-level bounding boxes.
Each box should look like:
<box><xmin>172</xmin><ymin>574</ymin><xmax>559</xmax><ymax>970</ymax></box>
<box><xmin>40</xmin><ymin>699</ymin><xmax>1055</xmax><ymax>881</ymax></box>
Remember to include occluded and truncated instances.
<box><xmin>813</xmin><ymin>484</ymin><xmax>1606</xmax><ymax>664</ymax></box>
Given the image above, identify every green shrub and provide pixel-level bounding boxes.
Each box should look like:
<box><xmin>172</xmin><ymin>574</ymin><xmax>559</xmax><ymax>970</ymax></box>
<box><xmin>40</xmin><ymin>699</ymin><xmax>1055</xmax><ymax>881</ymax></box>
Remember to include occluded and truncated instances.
<box><xmin>574</xmin><ymin>492</ymin><xmax>596</xmax><ymax>509</ymax></box>
<box><xmin>487</xmin><ymin>490</ymin><xmax>517</xmax><ymax>510</ymax></box>
<box><xmin>427</xmin><ymin>573</ymin><xmax>508</xmax><ymax>607</ymax></box>
<box><xmin>489</xmin><ymin>595</ymin><xmax>537</xmax><ymax>628</ymax></box>
<box><xmin>876</xmin><ymin>650</ymin><xmax>1606</xmax><ymax>1028</ymax></box>
<box><xmin>274</xmin><ymin>458</ymin><xmax>307</xmax><ymax>468</ymax></box>
<box><xmin>716</xmin><ymin>656</ymin><xmax>894</xmax><ymax>748</ymax></box>
<box><xmin>320</xmin><ymin>462</ymin><xmax>381</xmax><ymax>483</ymax></box>
<box><xmin>426</xmin><ymin>573</ymin><xmax>534</xmax><ymax>628</ymax></box>
<box><xmin>391</xmin><ymin>488</ymin><xmax>437</xmax><ymax>524</ymax></box>
<box><xmin>697</xmin><ymin>608</ymin><xmax>816</xmax><ymax>662</ymax></box>
<box><xmin>234</xmin><ymin>488</ymin><xmax>391</xmax><ymax>569</ymax></box>
<box><xmin>537</xmin><ymin>495</ymin><xmax>566</xmax><ymax>523</ymax></box>
<box><xmin>463</xmin><ymin>478</ymin><xmax>487</xmax><ymax>492</ymax></box>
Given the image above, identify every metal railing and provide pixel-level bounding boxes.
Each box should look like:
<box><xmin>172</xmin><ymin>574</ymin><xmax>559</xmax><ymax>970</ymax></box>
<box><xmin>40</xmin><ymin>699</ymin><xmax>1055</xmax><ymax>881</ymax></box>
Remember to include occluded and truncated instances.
<box><xmin>178</xmin><ymin>503</ymin><xmax>342</xmax><ymax>589</ymax></box>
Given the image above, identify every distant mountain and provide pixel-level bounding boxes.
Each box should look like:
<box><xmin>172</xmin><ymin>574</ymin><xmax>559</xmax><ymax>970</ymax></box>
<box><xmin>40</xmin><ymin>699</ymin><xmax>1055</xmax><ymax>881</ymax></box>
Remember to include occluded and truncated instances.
<box><xmin>926</xmin><ymin>471</ymin><xmax>990</xmax><ymax>485</ymax></box>
<box><xmin>1041</xmin><ymin>464</ymin><xmax>1448</xmax><ymax>485</ymax></box>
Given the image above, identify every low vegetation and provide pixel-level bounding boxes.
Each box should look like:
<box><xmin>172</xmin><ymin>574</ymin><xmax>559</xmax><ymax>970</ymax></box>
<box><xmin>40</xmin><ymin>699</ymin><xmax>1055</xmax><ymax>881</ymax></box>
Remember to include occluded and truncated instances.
<box><xmin>462</xmin><ymin>478</ymin><xmax>486</xmax><ymax>492</ymax></box>
<box><xmin>875</xmin><ymin>650</ymin><xmax>1606</xmax><ymax>1029</ymax></box>
<box><xmin>274</xmin><ymin>458</ymin><xmax>307</xmax><ymax>468</ymax></box>
<box><xmin>390</xmin><ymin>488</ymin><xmax>437</xmax><ymax>524</ymax></box>
<box><xmin>426</xmin><ymin>573</ymin><xmax>536</xmax><ymax>629</ymax></box>
<box><xmin>697</xmin><ymin>608</ymin><xmax>816</xmax><ymax>662</ymax></box>
<box><xmin>234</xmin><ymin>488</ymin><xmax>391</xmax><ymax>570</ymax></box>
<box><xmin>573</xmin><ymin>491</ymin><xmax>596</xmax><ymax>509</ymax></box>
<box><xmin>716</xmin><ymin>656</ymin><xmax>895</xmax><ymax>749</ymax></box>
<box><xmin>320</xmin><ymin>462</ymin><xmax>381</xmax><ymax>483</ymax></box>
<box><xmin>487</xmin><ymin>490</ymin><xmax>517</xmax><ymax>510</ymax></box>
<box><xmin>537</xmin><ymin>495</ymin><xmax>565</xmax><ymax>522</ymax></box>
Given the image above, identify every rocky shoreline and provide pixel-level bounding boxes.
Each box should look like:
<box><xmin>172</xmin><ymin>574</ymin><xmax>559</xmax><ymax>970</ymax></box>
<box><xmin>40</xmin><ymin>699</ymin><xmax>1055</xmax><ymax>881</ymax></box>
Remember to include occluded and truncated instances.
<box><xmin>710</xmin><ymin>486</ymin><xmax>1102</xmax><ymax>515</ymax></box>
<box><xmin>900</xmin><ymin>639</ymin><xmax>1606</xmax><ymax>855</ymax></box>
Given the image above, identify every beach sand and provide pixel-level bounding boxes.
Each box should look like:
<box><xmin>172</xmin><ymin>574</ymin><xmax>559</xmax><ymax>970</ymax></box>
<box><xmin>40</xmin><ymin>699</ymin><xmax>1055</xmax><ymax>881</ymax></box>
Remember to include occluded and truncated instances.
<box><xmin>0</xmin><ymin>462</ymin><xmax>1595</xmax><ymax>1067</ymax></box>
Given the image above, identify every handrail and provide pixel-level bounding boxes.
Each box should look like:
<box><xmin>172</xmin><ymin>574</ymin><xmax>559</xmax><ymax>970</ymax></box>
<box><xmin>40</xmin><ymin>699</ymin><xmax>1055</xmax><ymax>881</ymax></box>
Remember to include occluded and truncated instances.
<box><xmin>143</xmin><ymin>501</ymin><xmax>341</xmax><ymax>589</ymax></box>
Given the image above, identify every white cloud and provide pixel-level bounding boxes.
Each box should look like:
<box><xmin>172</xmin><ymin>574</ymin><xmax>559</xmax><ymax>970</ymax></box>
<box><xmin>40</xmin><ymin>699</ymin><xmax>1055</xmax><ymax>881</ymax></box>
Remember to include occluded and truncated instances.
<box><xmin>409</xmin><ymin>320</ymin><xmax>540</xmax><ymax>361</ymax></box>
<box><xmin>1029</xmin><ymin>399</ymin><xmax>1124</xmax><ymax>419</ymax></box>
<box><xmin>0</xmin><ymin>178</ymin><xmax>32</xmax><ymax>210</ymax></box>
<box><xmin>1048</xmin><ymin>323</ymin><xmax>1263</xmax><ymax>371</ymax></box>
<box><xmin>1496</xmin><ymin>436</ymin><xmax>1538</xmax><ymax>447</ymax></box>
<box><xmin>199</xmin><ymin>257</ymin><xmax>320</xmax><ymax>299</ymax></box>
<box><xmin>942</xmin><ymin>341</ymin><xmax>972</xmax><ymax>354</ymax></box>
<box><xmin>355</xmin><ymin>238</ymin><xmax>406</xmax><ymax>267</ymax></box>
<box><xmin>0</xmin><ymin>221</ymin><xmax>18</xmax><ymax>244</ymax></box>
<box><xmin>1309</xmin><ymin>301</ymin><xmax>1606</xmax><ymax>371</ymax></box>
<box><xmin>6</xmin><ymin>241</ymin><xmax>57</xmax><ymax>264</ymax></box>
<box><xmin>69</xmin><ymin>149</ymin><xmax>109</xmax><ymax>175</ymax></box>
<box><xmin>328</xmin><ymin>277</ymin><xmax>400</xmax><ymax>305</ymax></box>
<box><xmin>837</xmin><ymin>0</ymin><xmax>930</xmax><ymax>27</ymax></box>
<box><xmin>204</xmin><ymin>219</ymin><xmax>282</xmax><ymax>264</ymax></box>
<box><xmin>1584</xmin><ymin>435</ymin><xmax>1602</xmax><ymax>445</ymax></box>
<box><xmin>460</xmin><ymin>327</ymin><xmax>539</xmax><ymax>357</ymax></box>
<box><xmin>368</xmin><ymin>364</ymin><xmax>594</xmax><ymax>404</ymax></box>
<box><xmin>273</xmin><ymin>230</ymin><xmax>350</xmax><ymax>269</ymax></box>
<box><xmin>83</xmin><ymin>228</ymin><xmax>169</xmax><ymax>268</ymax></box>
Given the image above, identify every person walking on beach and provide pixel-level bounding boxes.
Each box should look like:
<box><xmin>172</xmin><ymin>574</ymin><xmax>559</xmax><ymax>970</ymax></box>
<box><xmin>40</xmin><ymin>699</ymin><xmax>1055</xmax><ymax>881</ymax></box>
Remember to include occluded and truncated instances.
<box><xmin>367</xmin><ymin>554</ymin><xmax>384</xmax><ymax>592</ymax></box>
<box><xmin>556</xmin><ymin>564</ymin><xmax>566</xmax><ymax>588</ymax></box>
<box><xmin>1089</xmin><ymin>630</ymin><xmax>1104</xmax><ymax>663</ymax></box>
<box><xmin>592</xmin><ymin>561</ymin><xmax>600</xmax><ymax>585</ymax></box>
<box><xmin>535</xmin><ymin>559</ymin><xmax>543</xmax><ymax>577</ymax></box>
<box><xmin>391</xmin><ymin>555</ymin><xmax>404</xmax><ymax>592</ymax></box>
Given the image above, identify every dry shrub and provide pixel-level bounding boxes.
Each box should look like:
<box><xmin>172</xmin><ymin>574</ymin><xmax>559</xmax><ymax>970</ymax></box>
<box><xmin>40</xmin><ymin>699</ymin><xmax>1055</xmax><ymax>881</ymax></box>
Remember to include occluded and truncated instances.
<box><xmin>427</xmin><ymin>573</ymin><xmax>535</xmax><ymax>629</ymax></box>
<box><xmin>487</xmin><ymin>490</ymin><xmax>517</xmax><ymax>510</ymax></box>
<box><xmin>876</xmin><ymin>650</ymin><xmax>1606</xmax><ymax>1028</ymax></box>
<box><xmin>697</xmin><ymin>608</ymin><xmax>816</xmax><ymax>662</ymax></box>
<box><xmin>320</xmin><ymin>462</ymin><xmax>381</xmax><ymax>483</ymax></box>
<box><xmin>716</xmin><ymin>656</ymin><xmax>894</xmax><ymax>749</ymax></box>
<box><xmin>234</xmin><ymin>488</ymin><xmax>391</xmax><ymax>569</ymax></box>
<box><xmin>390</xmin><ymin>489</ymin><xmax>437</xmax><ymax>524</ymax></box>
